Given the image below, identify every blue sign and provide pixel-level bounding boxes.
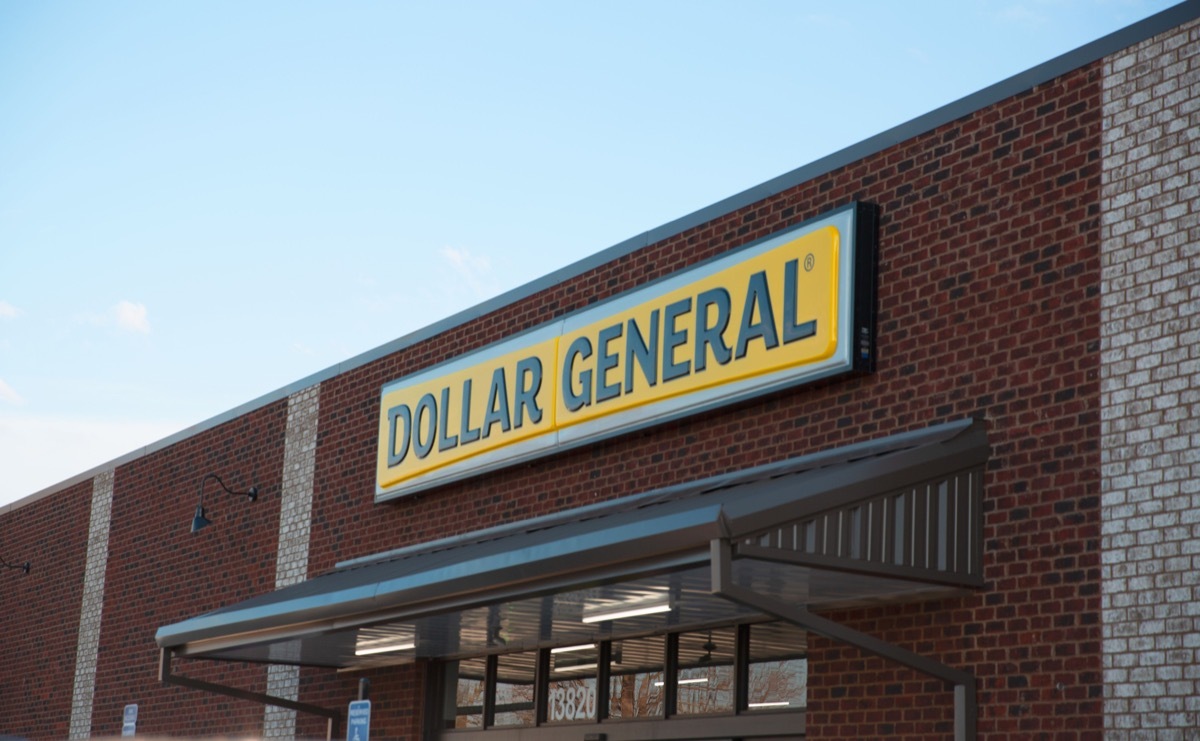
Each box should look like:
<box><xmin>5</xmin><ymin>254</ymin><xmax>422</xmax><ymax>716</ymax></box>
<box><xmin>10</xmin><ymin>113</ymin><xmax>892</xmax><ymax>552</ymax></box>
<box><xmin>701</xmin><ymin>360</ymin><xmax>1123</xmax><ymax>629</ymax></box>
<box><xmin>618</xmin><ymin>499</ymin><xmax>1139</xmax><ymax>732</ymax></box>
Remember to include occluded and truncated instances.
<box><xmin>121</xmin><ymin>704</ymin><xmax>138</xmax><ymax>737</ymax></box>
<box><xmin>347</xmin><ymin>699</ymin><xmax>371</xmax><ymax>741</ymax></box>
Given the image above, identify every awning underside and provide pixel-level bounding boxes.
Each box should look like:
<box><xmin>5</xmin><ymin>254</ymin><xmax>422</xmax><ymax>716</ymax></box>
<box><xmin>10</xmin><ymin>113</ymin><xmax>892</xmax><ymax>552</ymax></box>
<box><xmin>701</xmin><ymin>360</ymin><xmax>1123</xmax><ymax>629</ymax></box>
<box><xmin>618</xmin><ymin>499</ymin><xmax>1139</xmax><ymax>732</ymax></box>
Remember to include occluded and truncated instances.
<box><xmin>157</xmin><ymin>418</ymin><xmax>988</xmax><ymax>670</ymax></box>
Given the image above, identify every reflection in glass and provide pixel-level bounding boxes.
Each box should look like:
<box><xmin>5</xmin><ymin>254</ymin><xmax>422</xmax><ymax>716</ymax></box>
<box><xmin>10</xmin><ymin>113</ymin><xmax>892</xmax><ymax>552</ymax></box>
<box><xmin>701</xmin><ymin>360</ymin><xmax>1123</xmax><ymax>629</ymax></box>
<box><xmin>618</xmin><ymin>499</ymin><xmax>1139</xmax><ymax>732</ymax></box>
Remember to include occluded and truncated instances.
<box><xmin>608</xmin><ymin>636</ymin><xmax>664</xmax><ymax>719</ymax></box>
<box><xmin>748</xmin><ymin>622</ymin><xmax>807</xmax><ymax>711</ymax></box>
<box><xmin>547</xmin><ymin>643</ymin><xmax>598</xmax><ymax>723</ymax></box>
<box><xmin>450</xmin><ymin>656</ymin><xmax>487</xmax><ymax>729</ymax></box>
<box><xmin>494</xmin><ymin>651</ymin><xmax>537</xmax><ymax>727</ymax></box>
<box><xmin>676</xmin><ymin>627</ymin><xmax>735</xmax><ymax>715</ymax></box>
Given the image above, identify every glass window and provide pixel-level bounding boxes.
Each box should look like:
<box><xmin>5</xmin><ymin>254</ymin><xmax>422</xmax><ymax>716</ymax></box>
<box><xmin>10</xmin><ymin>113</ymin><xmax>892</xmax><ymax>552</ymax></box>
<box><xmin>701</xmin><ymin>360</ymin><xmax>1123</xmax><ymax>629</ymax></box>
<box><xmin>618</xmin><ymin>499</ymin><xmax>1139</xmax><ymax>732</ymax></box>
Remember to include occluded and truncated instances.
<box><xmin>747</xmin><ymin>622</ymin><xmax>807</xmax><ymax>711</ymax></box>
<box><xmin>675</xmin><ymin>627</ymin><xmax>736</xmax><ymax>715</ymax></box>
<box><xmin>448</xmin><ymin>656</ymin><xmax>487</xmax><ymax>729</ymax></box>
<box><xmin>547</xmin><ymin>643</ymin><xmax>598</xmax><ymax>723</ymax></box>
<box><xmin>494</xmin><ymin>651</ymin><xmax>537</xmax><ymax>727</ymax></box>
<box><xmin>437</xmin><ymin>620</ymin><xmax>808</xmax><ymax>736</ymax></box>
<box><xmin>608</xmin><ymin>635</ymin><xmax>665</xmax><ymax>719</ymax></box>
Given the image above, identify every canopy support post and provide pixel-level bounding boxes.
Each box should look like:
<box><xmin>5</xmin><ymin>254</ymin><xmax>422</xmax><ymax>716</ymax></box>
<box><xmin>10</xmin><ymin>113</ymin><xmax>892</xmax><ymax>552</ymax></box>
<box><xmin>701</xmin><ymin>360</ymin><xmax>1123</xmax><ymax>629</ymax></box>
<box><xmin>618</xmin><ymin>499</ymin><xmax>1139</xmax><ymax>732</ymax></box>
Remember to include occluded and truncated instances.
<box><xmin>159</xmin><ymin>648</ymin><xmax>341</xmax><ymax>741</ymax></box>
<box><xmin>710</xmin><ymin>539</ymin><xmax>977</xmax><ymax>741</ymax></box>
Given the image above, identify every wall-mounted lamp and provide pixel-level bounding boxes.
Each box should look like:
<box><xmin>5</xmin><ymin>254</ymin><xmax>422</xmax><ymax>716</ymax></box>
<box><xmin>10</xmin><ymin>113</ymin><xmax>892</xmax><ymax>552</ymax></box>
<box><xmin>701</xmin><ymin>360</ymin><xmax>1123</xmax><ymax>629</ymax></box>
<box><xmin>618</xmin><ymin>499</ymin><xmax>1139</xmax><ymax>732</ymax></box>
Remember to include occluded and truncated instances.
<box><xmin>191</xmin><ymin>473</ymin><xmax>258</xmax><ymax>534</ymax></box>
<box><xmin>1</xmin><ymin>556</ymin><xmax>30</xmax><ymax>575</ymax></box>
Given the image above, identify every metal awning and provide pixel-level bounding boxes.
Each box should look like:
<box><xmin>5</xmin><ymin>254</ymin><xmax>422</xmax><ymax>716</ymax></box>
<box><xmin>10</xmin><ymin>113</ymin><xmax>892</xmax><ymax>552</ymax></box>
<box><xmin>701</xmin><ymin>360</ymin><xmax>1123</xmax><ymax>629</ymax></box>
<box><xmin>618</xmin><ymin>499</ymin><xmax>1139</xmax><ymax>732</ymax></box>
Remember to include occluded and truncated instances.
<box><xmin>156</xmin><ymin>417</ymin><xmax>988</xmax><ymax>670</ymax></box>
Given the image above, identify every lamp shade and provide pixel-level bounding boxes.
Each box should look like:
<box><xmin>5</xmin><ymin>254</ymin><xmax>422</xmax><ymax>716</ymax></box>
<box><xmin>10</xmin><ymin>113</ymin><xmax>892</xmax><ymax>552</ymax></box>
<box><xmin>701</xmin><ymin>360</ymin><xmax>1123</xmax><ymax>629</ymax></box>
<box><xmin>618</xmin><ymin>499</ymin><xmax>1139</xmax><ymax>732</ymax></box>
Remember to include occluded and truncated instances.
<box><xmin>191</xmin><ymin>505</ymin><xmax>212</xmax><ymax>534</ymax></box>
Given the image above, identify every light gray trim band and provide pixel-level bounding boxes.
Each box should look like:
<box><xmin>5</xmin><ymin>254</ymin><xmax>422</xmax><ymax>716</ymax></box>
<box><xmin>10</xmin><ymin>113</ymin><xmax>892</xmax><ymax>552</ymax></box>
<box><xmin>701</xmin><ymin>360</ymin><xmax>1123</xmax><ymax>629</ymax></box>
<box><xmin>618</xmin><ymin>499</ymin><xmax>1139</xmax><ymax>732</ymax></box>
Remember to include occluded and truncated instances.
<box><xmin>263</xmin><ymin>384</ymin><xmax>321</xmax><ymax>739</ymax></box>
<box><xmin>7</xmin><ymin>1</ymin><xmax>1197</xmax><ymax>514</ymax></box>
<box><xmin>67</xmin><ymin>470</ymin><xmax>115</xmax><ymax>740</ymax></box>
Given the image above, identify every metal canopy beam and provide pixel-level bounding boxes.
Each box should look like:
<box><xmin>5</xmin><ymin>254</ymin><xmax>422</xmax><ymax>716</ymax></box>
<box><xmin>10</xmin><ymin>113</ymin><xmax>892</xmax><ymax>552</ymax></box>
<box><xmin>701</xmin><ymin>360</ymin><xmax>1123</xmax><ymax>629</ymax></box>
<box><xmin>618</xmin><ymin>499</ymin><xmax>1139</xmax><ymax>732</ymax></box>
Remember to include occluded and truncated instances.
<box><xmin>710</xmin><ymin>539</ymin><xmax>977</xmax><ymax>741</ymax></box>
<box><xmin>157</xmin><ymin>419</ymin><xmax>989</xmax><ymax>673</ymax></box>
<box><xmin>159</xmin><ymin>648</ymin><xmax>341</xmax><ymax>741</ymax></box>
<box><xmin>731</xmin><ymin>462</ymin><xmax>986</xmax><ymax>589</ymax></box>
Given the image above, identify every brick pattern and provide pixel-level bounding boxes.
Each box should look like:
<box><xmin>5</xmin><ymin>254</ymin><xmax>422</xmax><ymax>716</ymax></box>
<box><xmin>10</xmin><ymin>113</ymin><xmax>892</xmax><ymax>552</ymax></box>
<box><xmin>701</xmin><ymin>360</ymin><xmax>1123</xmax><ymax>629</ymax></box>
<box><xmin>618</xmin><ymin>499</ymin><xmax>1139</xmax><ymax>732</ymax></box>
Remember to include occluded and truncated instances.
<box><xmin>294</xmin><ymin>59</ymin><xmax>1105</xmax><ymax>739</ymax></box>
<box><xmin>264</xmin><ymin>384</ymin><xmax>321</xmax><ymax>740</ymax></box>
<box><xmin>0</xmin><ymin>481</ymin><xmax>91</xmax><ymax>739</ymax></box>
<box><xmin>263</xmin><ymin>664</ymin><xmax>301</xmax><ymax>739</ymax></box>
<box><xmin>67</xmin><ymin>470</ymin><xmax>115</xmax><ymax>740</ymax></box>
<box><xmin>15</xmin><ymin>13</ymin><xmax>1200</xmax><ymax>741</ymax></box>
<box><xmin>87</xmin><ymin>406</ymin><xmax>288</xmax><ymax>738</ymax></box>
<box><xmin>1100</xmin><ymin>18</ymin><xmax>1200</xmax><ymax>739</ymax></box>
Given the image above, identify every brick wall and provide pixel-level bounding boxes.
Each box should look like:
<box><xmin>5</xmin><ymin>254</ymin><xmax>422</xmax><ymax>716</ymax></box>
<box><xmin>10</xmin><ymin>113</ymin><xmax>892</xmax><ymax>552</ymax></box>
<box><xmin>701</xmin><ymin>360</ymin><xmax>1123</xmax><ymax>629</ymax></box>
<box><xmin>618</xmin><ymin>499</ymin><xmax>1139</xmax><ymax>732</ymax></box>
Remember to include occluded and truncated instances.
<box><xmin>264</xmin><ymin>385</ymin><xmax>321</xmax><ymax>739</ymax></box>
<box><xmin>0</xmin><ymin>481</ymin><xmax>91</xmax><ymax>740</ymax></box>
<box><xmin>8</xmin><ymin>11</ymin><xmax>1199</xmax><ymax>741</ymax></box>
<box><xmin>67</xmin><ymin>470</ymin><xmax>115</xmax><ymax>739</ymax></box>
<box><xmin>291</xmin><ymin>59</ymin><xmax>1105</xmax><ymax>739</ymax></box>
<box><xmin>89</xmin><ymin>405</ymin><xmax>288</xmax><ymax>738</ymax></box>
<box><xmin>1100</xmin><ymin>17</ymin><xmax>1200</xmax><ymax>738</ymax></box>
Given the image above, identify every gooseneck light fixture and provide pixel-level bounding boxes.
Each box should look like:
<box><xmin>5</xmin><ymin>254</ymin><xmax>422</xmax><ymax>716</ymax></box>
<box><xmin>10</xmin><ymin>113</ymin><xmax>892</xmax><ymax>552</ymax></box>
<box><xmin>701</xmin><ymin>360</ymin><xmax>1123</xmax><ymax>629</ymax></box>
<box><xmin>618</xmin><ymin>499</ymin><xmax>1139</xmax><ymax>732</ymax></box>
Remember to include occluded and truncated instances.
<box><xmin>191</xmin><ymin>473</ymin><xmax>259</xmax><ymax>534</ymax></box>
<box><xmin>1</xmin><ymin>556</ymin><xmax>30</xmax><ymax>575</ymax></box>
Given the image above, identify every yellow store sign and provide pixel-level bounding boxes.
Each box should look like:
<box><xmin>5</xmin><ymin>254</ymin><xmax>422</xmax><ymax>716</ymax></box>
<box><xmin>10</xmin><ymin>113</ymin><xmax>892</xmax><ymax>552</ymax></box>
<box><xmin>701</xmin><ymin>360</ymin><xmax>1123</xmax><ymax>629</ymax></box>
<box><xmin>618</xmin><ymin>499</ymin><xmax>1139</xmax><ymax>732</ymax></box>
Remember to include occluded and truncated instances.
<box><xmin>377</xmin><ymin>203</ymin><xmax>876</xmax><ymax>500</ymax></box>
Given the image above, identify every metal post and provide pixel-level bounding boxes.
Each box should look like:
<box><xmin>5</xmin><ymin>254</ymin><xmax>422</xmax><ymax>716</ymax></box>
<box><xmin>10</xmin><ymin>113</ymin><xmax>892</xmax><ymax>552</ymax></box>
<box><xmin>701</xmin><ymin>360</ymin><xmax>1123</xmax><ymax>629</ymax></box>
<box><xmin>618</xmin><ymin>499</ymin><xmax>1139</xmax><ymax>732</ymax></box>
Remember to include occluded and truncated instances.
<box><xmin>710</xmin><ymin>539</ymin><xmax>977</xmax><ymax>741</ymax></box>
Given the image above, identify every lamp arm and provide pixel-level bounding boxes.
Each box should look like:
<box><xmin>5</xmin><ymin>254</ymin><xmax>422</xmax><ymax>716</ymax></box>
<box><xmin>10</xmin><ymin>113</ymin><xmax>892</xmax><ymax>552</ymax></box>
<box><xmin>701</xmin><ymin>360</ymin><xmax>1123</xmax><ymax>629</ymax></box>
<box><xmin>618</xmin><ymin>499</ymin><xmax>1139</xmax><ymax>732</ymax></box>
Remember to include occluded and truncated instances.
<box><xmin>198</xmin><ymin>473</ymin><xmax>258</xmax><ymax>506</ymax></box>
<box><xmin>0</xmin><ymin>556</ymin><xmax>30</xmax><ymax>574</ymax></box>
<box><xmin>190</xmin><ymin>473</ymin><xmax>259</xmax><ymax>534</ymax></box>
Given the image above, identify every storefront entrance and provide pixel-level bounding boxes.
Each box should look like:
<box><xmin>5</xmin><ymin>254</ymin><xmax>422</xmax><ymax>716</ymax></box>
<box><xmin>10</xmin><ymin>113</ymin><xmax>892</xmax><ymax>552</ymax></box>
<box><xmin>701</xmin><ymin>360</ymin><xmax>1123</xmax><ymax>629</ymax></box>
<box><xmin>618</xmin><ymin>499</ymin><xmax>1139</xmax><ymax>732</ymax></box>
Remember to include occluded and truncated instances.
<box><xmin>157</xmin><ymin>419</ymin><xmax>987</xmax><ymax>740</ymax></box>
<box><xmin>434</xmin><ymin>621</ymin><xmax>805</xmax><ymax>739</ymax></box>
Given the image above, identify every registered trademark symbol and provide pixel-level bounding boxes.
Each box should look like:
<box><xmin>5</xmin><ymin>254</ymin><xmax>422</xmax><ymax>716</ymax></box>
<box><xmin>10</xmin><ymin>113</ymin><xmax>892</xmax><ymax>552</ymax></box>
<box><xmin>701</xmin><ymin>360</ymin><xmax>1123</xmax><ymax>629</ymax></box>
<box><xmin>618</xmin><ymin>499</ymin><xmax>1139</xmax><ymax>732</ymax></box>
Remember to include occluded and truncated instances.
<box><xmin>804</xmin><ymin>254</ymin><xmax>815</xmax><ymax>271</ymax></box>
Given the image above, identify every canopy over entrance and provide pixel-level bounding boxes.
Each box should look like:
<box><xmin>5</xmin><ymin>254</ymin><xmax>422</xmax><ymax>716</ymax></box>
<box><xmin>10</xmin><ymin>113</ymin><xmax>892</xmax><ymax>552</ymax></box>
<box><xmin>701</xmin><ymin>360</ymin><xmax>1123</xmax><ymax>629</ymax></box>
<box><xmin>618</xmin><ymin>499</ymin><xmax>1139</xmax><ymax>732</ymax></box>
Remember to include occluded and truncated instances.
<box><xmin>157</xmin><ymin>418</ymin><xmax>988</xmax><ymax>670</ymax></box>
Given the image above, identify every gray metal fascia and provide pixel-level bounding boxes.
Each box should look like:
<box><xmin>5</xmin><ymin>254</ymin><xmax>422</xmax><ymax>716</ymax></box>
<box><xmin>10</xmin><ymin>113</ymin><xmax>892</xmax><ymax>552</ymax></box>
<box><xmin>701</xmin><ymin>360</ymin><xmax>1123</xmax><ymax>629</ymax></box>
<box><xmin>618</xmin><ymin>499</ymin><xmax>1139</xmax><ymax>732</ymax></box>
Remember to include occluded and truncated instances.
<box><xmin>367</xmin><ymin>504</ymin><xmax>724</xmax><ymax>604</ymax></box>
<box><xmin>720</xmin><ymin>418</ymin><xmax>989</xmax><ymax>538</ymax></box>
<box><xmin>157</xmin><ymin>418</ymin><xmax>987</xmax><ymax>649</ymax></box>
<box><xmin>153</xmin><ymin>580</ymin><xmax>382</xmax><ymax>648</ymax></box>
<box><xmin>155</xmin><ymin>503</ymin><xmax>724</xmax><ymax>649</ymax></box>
<box><xmin>340</xmin><ymin>417</ymin><xmax>977</xmax><ymax>570</ymax></box>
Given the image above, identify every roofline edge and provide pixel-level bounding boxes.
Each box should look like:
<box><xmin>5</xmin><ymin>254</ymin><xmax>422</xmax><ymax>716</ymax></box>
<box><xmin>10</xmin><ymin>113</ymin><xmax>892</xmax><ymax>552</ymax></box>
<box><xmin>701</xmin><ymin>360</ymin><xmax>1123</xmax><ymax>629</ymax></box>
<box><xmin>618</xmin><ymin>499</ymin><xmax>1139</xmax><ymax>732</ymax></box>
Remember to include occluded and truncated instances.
<box><xmin>4</xmin><ymin>1</ymin><xmax>1195</xmax><ymax>515</ymax></box>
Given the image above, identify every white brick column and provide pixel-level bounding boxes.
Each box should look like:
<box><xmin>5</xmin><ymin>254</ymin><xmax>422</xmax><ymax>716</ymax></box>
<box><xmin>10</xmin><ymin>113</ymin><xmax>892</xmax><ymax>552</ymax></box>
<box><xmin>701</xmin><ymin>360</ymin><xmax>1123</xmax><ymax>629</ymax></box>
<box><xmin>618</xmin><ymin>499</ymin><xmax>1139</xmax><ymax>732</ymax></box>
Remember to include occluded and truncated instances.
<box><xmin>1100</xmin><ymin>18</ymin><xmax>1200</xmax><ymax>738</ymax></box>
<box><xmin>263</xmin><ymin>384</ymin><xmax>321</xmax><ymax>740</ymax></box>
<box><xmin>68</xmin><ymin>470</ymin><xmax>116</xmax><ymax>740</ymax></box>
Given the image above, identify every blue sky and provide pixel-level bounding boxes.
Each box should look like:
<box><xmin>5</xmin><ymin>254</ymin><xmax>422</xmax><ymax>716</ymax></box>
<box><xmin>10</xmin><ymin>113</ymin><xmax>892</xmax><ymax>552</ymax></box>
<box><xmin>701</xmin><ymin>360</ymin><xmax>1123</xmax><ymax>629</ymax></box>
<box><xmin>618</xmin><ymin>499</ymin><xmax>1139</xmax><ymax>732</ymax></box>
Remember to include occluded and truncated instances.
<box><xmin>0</xmin><ymin>0</ymin><xmax>1180</xmax><ymax>506</ymax></box>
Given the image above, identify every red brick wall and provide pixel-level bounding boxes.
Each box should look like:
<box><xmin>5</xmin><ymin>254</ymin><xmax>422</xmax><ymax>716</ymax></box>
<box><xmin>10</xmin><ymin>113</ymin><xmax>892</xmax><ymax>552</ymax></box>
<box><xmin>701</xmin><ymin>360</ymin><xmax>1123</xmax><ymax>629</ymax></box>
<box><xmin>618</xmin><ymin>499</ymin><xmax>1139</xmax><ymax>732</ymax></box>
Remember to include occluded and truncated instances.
<box><xmin>0</xmin><ymin>481</ymin><xmax>91</xmax><ymax>740</ymax></box>
<box><xmin>298</xmin><ymin>61</ymin><xmax>1103</xmax><ymax>738</ymax></box>
<box><xmin>88</xmin><ymin>403</ymin><xmax>288</xmax><ymax>738</ymax></box>
<box><xmin>292</xmin><ymin>663</ymin><xmax>426</xmax><ymax>740</ymax></box>
<box><xmin>0</xmin><ymin>51</ymin><xmax>1103</xmax><ymax>741</ymax></box>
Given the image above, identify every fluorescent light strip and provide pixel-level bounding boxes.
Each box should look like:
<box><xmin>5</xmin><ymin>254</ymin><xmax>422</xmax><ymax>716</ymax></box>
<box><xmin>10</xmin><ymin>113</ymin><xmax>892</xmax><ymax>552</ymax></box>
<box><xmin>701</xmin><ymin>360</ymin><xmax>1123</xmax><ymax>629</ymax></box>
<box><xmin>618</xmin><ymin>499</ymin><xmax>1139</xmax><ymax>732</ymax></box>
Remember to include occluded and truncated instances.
<box><xmin>748</xmin><ymin>701</ymin><xmax>791</xmax><ymax>708</ymax></box>
<box><xmin>581</xmin><ymin>602</ymin><xmax>672</xmax><ymax>624</ymax></box>
<box><xmin>354</xmin><ymin>641</ymin><xmax>416</xmax><ymax>656</ymax></box>
<box><xmin>654</xmin><ymin>677</ymin><xmax>707</xmax><ymax>687</ymax></box>
<box><xmin>554</xmin><ymin>663</ymin><xmax>598</xmax><ymax>673</ymax></box>
<box><xmin>551</xmin><ymin>644</ymin><xmax>595</xmax><ymax>654</ymax></box>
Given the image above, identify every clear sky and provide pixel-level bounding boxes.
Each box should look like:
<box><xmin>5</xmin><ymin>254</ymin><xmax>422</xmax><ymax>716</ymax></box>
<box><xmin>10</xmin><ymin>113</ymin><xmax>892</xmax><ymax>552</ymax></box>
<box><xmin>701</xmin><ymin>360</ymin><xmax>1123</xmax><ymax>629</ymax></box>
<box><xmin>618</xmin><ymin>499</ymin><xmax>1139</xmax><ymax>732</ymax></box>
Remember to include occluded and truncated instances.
<box><xmin>0</xmin><ymin>0</ymin><xmax>1181</xmax><ymax>507</ymax></box>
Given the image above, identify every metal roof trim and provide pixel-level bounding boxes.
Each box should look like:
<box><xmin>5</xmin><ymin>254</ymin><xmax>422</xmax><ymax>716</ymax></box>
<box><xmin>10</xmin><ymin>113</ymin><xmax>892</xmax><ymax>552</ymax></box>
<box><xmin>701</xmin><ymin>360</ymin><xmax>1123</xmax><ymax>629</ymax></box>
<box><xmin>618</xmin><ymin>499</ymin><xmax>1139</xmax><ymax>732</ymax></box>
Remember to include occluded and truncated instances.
<box><xmin>337</xmin><ymin>417</ymin><xmax>981</xmax><ymax>570</ymax></box>
<box><xmin>722</xmin><ymin>418</ymin><xmax>990</xmax><ymax>539</ymax></box>
<box><xmin>155</xmin><ymin>505</ymin><xmax>726</xmax><ymax>649</ymax></box>
<box><xmin>9</xmin><ymin>1</ymin><xmax>1194</xmax><ymax>514</ymax></box>
<box><xmin>156</xmin><ymin>418</ymin><xmax>989</xmax><ymax>653</ymax></box>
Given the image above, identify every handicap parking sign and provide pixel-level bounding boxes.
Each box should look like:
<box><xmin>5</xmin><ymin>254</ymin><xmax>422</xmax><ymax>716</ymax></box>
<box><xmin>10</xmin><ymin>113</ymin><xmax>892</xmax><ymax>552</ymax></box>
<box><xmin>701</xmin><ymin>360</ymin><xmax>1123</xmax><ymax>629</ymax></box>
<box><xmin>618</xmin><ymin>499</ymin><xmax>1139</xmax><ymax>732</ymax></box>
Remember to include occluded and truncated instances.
<box><xmin>347</xmin><ymin>699</ymin><xmax>370</xmax><ymax>741</ymax></box>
